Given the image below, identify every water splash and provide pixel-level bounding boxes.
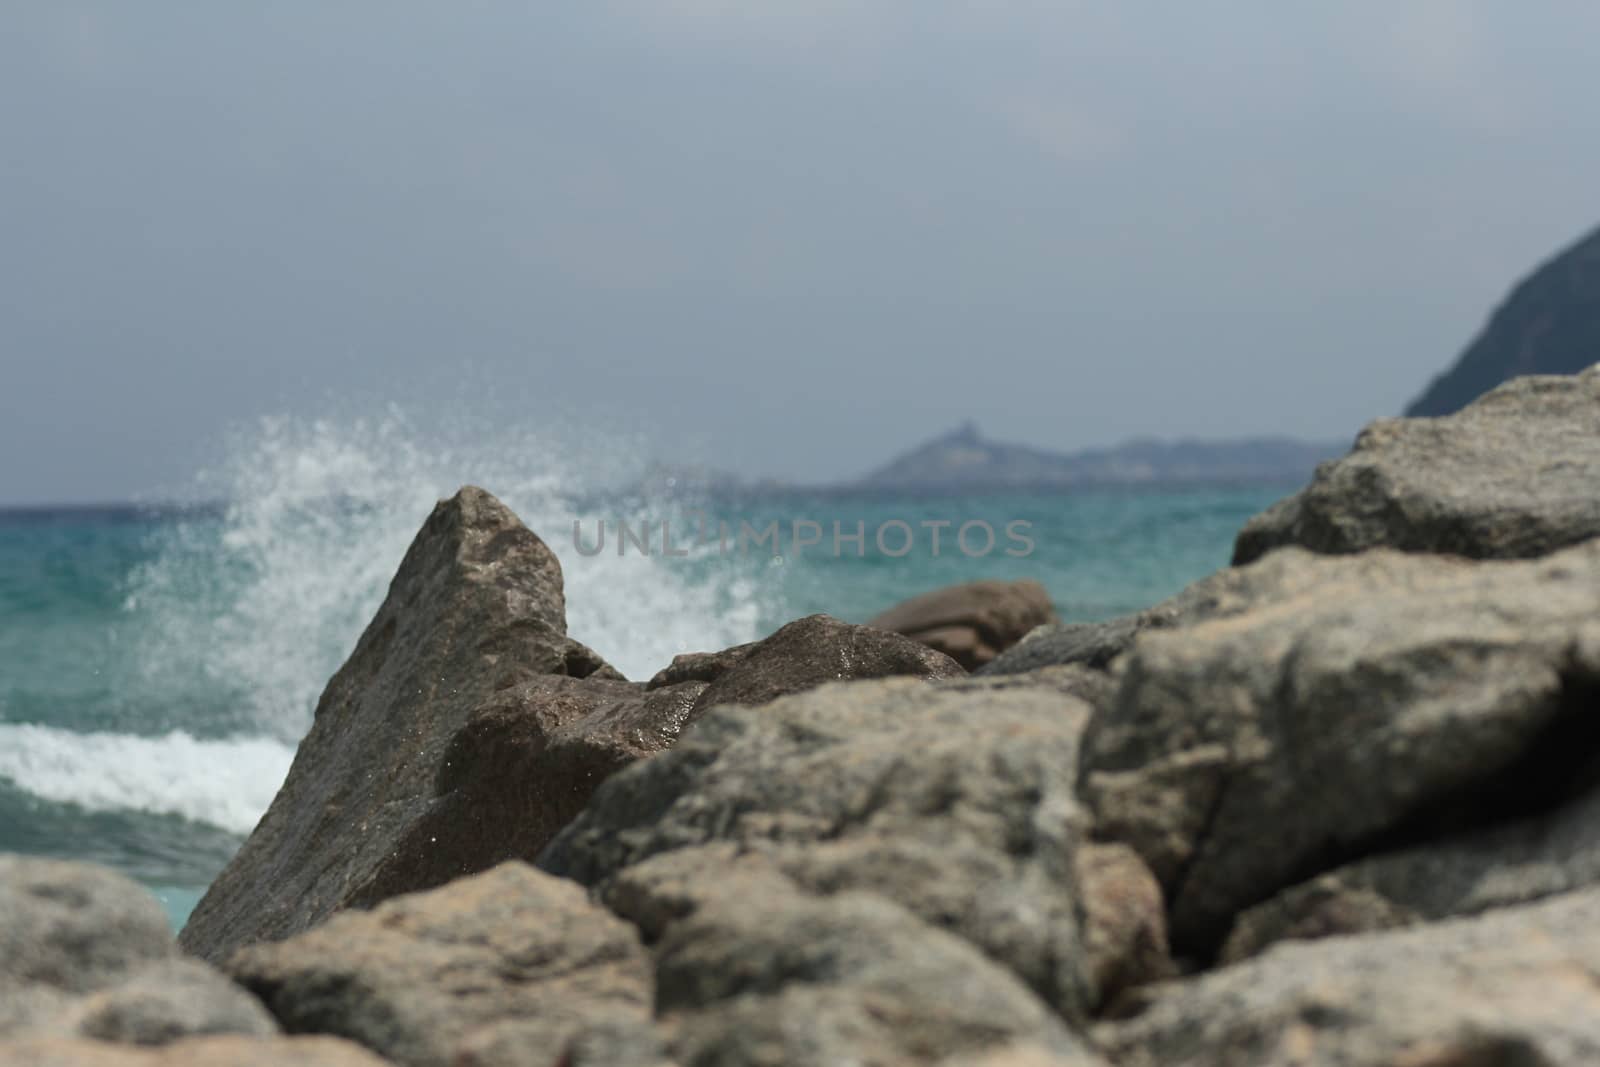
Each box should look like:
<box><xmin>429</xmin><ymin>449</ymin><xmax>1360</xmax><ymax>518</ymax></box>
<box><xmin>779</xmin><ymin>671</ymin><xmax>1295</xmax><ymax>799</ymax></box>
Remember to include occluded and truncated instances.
<box><xmin>122</xmin><ymin>408</ymin><xmax>782</xmax><ymax>750</ymax></box>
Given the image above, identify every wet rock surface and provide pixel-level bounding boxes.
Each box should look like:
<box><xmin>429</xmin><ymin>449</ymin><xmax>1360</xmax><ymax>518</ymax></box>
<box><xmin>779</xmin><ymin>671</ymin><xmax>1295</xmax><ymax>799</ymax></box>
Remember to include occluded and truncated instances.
<box><xmin>684</xmin><ymin>613</ymin><xmax>966</xmax><ymax>712</ymax></box>
<box><xmin>868</xmin><ymin>579</ymin><xmax>1057</xmax><ymax>670</ymax></box>
<box><xmin>179</xmin><ymin>487</ymin><xmax>621</xmax><ymax>963</ymax></box>
<box><xmin>1235</xmin><ymin>364</ymin><xmax>1600</xmax><ymax>564</ymax></box>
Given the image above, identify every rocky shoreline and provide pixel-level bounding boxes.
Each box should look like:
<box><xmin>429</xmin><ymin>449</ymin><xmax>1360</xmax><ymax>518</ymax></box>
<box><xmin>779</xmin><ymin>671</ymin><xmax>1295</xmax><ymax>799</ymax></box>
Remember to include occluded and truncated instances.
<box><xmin>5</xmin><ymin>366</ymin><xmax>1600</xmax><ymax>1066</ymax></box>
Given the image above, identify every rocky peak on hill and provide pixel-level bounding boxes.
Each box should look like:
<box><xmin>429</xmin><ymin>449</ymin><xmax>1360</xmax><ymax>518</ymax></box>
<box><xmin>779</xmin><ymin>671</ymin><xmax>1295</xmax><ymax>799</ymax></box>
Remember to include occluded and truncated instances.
<box><xmin>1407</xmin><ymin>222</ymin><xmax>1600</xmax><ymax>417</ymax></box>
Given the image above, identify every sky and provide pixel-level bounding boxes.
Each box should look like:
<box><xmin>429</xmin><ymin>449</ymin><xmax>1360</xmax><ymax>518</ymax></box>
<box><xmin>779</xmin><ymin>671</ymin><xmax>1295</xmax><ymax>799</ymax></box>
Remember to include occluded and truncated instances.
<box><xmin>3</xmin><ymin>3</ymin><xmax>1598</xmax><ymax>504</ymax></box>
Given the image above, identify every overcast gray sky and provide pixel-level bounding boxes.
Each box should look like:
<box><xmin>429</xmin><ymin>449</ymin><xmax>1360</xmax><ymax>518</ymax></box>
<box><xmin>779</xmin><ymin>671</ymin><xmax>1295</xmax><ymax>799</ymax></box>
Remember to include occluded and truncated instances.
<box><xmin>3</xmin><ymin>3</ymin><xmax>1597</xmax><ymax>504</ymax></box>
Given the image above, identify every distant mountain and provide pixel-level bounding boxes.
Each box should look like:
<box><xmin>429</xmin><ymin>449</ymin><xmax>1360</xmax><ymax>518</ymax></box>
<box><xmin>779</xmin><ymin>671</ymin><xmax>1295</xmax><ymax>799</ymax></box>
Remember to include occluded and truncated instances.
<box><xmin>1407</xmin><ymin>223</ymin><xmax>1600</xmax><ymax>417</ymax></box>
<box><xmin>855</xmin><ymin>422</ymin><xmax>1346</xmax><ymax>491</ymax></box>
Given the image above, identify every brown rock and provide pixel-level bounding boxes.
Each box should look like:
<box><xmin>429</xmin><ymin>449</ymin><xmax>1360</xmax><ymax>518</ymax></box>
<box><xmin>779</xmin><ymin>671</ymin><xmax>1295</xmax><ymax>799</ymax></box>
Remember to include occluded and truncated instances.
<box><xmin>688</xmin><ymin>614</ymin><xmax>965</xmax><ymax>713</ymax></box>
<box><xmin>1097</xmin><ymin>885</ymin><xmax>1600</xmax><ymax>1067</ymax></box>
<box><xmin>868</xmin><ymin>579</ymin><xmax>1056</xmax><ymax>670</ymax></box>
<box><xmin>350</xmin><ymin>675</ymin><xmax>706</xmax><ymax>905</ymax></box>
<box><xmin>227</xmin><ymin>862</ymin><xmax>653</xmax><ymax>1067</ymax></box>
<box><xmin>180</xmin><ymin>487</ymin><xmax>621</xmax><ymax>963</ymax></box>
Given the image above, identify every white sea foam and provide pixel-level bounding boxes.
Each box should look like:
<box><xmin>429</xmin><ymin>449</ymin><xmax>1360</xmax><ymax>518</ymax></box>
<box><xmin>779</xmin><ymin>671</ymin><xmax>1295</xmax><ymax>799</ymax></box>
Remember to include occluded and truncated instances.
<box><xmin>80</xmin><ymin>407</ymin><xmax>782</xmax><ymax>831</ymax></box>
<box><xmin>0</xmin><ymin>724</ymin><xmax>295</xmax><ymax>835</ymax></box>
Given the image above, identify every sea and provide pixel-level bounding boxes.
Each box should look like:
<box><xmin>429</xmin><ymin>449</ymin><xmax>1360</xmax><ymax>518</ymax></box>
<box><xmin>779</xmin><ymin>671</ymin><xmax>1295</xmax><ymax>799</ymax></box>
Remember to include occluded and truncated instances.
<box><xmin>0</xmin><ymin>414</ymin><xmax>1293</xmax><ymax>932</ymax></box>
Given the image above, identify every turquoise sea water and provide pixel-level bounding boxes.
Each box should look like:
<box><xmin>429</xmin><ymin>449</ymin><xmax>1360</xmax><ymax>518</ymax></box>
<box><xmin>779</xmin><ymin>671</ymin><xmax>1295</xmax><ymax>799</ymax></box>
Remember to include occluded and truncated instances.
<box><xmin>0</xmin><ymin>420</ymin><xmax>1293</xmax><ymax>932</ymax></box>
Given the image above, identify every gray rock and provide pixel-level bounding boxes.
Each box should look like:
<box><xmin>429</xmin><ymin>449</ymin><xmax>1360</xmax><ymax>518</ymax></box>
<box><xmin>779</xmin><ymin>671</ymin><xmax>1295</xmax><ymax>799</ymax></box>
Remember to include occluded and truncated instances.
<box><xmin>1081</xmin><ymin>540</ymin><xmax>1600</xmax><ymax>954</ymax></box>
<box><xmin>643</xmin><ymin>864</ymin><xmax>1090</xmax><ymax>1067</ymax></box>
<box><xmin>1097</xmin><ymin>885</ymin><xmax>1600</xmax><ymax>1067</ymax></box>
<box><xmin>687</xmin><ymin>614</ymin><xmax>966</xmax><ymax>712</ymax></box>
<box><xmin>541</xmin><ymin>673</ymin><xmax>1171</xmax><ymax>1023</ymax></box>
<box><xmin>226</xmin><ymin>861</ymin><xmax>653</xmax><ymax>1067</ymax></box>
<box><xmin>867</xmin><ymin>579</ymin><xmax>1057</xmax><ymax>670</ymax></box>
<box><xmin>0</xmin><ymin>856</ymin><xmax>171</xmax><ymax>999</ymax></box>
<box><xmin>1235</xmin><ymin>364</ymin><xmax>1600</xmax><ymax>564</ymax></box>
<box><xmin>0</xmin><ymin>856</ymin><xmax>278</xmax><ymax>1047</ymax></box>
<box><xmin>0</xmin><ymin>1035</ymin><xmax>392</xmax><ymax>1066</ymax></box>
<box><xmin>58</xmin><ymin>959</ymin><xmax>276</xmax><ymax>1046</ymax></box>
<box><xmin>180</xmin><ymin>487</ymin><xmax>621</xmax><ymax>963</ymax></box>
<box><xmin>1221</xmin><ymin>770</ymin><xmax>1600</xmax><ymax>962</ymax></box>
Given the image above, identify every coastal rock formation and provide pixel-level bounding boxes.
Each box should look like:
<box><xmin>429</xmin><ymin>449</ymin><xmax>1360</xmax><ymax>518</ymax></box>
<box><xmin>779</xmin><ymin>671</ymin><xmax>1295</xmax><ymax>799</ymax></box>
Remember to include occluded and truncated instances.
<box><xmin>1407</xmin><ymin>222</ymin><xmax>1600</xmax><ymax>417</ymax></box>
<box><xmin>180</xmin><ymin>487</ymin><xmax>621</xmax><ymax>963</ymax></box>
<box><xmin>1235</xmin><ymin>365</ymin><xmax>1600</xmax><ymax>564</ymax></box>
<box><xmin>228</xmin><ymin>862</ymin><xmax>652</xmax><ymax>1067</ymax></box>
<box><xmin>1081</xmin><ymin>540</ymin><xmax>1600</xmax><ymax>954</ymax></box>
<box><xmin>1098</xmin><ymin>886</ymin><xmax>1600</xmax><ymax>1067</ymax></box>
<box><xmin>541</xmin><ymin>673</ymin><xmax>1172</xmax><ymax>1029</ymax></box>
<box><xmin>0</xmin><ymin>856</ymin><xmax>276</xmax><ymax>1047</ymax></box>
<box><xmin>867</xmin><ymin>579</ymin><xmax>1056</xmax><ymax>669</ymax></box>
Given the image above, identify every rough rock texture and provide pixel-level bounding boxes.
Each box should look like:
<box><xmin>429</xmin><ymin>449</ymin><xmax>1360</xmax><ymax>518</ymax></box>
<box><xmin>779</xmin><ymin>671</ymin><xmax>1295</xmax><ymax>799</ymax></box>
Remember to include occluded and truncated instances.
<box><xmin>0</xmin><ymin>1035</ymin><xmax>392</xmax><ymax>1066</ymax></box>
<box><xmin>685</xmin><ymin>614</ymin><xmax>965</xmax><ymax>712</ymax></box>
<box><xmin>227</xmin><ymin>862</ymin><xmax>653</xmax><ymax>1067</ymax></box>
<box><xmin>646</xmin><ymin>642</ymin><xmax>755</xmax><ymax>689</ymax></box>
<box><xmin>1098</xmin><ymin>886</ymin><xmax>1600</xmax><ymax>1067</ymax></box>
<box><xmin>1235</xmin><ymin>365</ymin><xmax>1600</xmax><ymax>564</ymax></box>
<box><xmin>1081</xmin><ymin>540</ymin><xmax>1600</xmax><ymax>955</ymax></box>
<box><xmin>649</xmin><ymin>868</ymin><xmax>1092</xmax><ymax>1067</ymax></box>
<box><xmin>541</xmin><ymin>673</ymin><xmax>1171</xmax><ymax>1026</ymax></box>
<box><xmin>0</xmin><ymin>856</ymin><xmax>274</xmax><ymax>1046</ymax></box>
<box><xmin>180</xmin><ymin>487</ymin><xmax>621</xmax><ymax>963</ymax></box>
<box><xmin>1220</xmin><ymin>767</ymin><xmax>1600</xmax><ymax>962</ymax></box>
<box><xmin>349</xmin><ymin>675</ymin><xmax>707</xmax><ymax>908</ymax></box>
<box><xmin>1407</xmin><ymin>223</ymin><xmax>1600</xmax><ymax>417</ymax></box>
<box><xmin>867</xmin><ymin>579</ymin><xmax>1057</xmax><ymax>670</ymax></box>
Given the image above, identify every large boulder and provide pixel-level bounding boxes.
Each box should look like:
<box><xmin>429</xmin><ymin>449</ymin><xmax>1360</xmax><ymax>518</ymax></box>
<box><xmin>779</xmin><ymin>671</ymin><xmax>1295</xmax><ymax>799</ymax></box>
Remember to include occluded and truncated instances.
<box><xmin>1080</xmin><ymin>540</ymin><xmax>1600</xmax><ymax>955</ymax></box>
<box><xmin>540</xmin><ymin>672</ymin><xmax>1171</xmax><ymax>1026</ymax></box>
<box><xmin>639</xmin><ymin>863</ymin><xmax>1100</xmax><ymax>1066</ymax></box>
<box><xmin>1235</xmin><ymin>365</ymin><xmax>1600</xmax><ymax>564</ymax></box>
<box><xmin>180</xmin><ymin>487</ymin><xmax>621</xmax><ymax>963</ymax></box>
<box><xmin>227</xmin><ymin>862</ymin><xmax>653</xmax><ymax>1067</ymax></box>
<box><xmin>1098</xmin><ymin>885</ymin><xmax>1600</xmax><ymax>1067</ymax></box>
<box><xmin>867</xmin><ymin>579</ymin><xmax>1057</xmax><ymax>670</ymax></box>
<box><xmin>1219</xmin><ymin>760</ymin><xmax>1600</xmax><ymax>962</ymax></box>
<box><xmin>0</xmin><ymin>856</ymin><xmax>276</xmax><ymax>1046</ymax></box>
